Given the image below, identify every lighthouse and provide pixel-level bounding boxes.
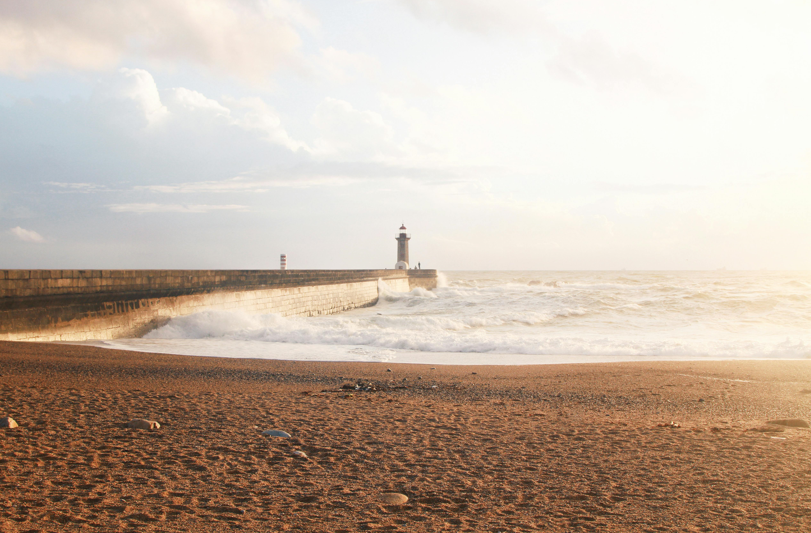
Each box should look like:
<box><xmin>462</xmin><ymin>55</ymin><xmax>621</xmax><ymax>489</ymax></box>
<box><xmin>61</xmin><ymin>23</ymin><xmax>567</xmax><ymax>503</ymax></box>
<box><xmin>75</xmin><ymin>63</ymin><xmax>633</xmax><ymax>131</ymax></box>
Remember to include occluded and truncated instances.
<box><xmin>395</xmin><ymin>224</ymin><xmax>410</xmax><ymax>270</ymax></box>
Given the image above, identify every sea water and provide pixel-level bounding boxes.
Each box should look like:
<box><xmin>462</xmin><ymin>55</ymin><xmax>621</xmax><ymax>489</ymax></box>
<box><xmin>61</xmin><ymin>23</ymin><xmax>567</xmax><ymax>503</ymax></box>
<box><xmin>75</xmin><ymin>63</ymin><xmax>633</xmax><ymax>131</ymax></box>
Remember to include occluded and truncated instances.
<box><xmin>98</xmin><ymin>271</ymin><xmax>811</xmax><ymax>365</ymax></box>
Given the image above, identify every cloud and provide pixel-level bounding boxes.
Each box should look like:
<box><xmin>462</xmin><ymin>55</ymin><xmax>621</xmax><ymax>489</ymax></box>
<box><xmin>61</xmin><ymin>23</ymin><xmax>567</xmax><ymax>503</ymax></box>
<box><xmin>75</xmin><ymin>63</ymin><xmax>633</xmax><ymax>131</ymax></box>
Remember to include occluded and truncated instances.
<box><xmin>137</xmin><ymin>175</ymin><xmax>357</xmax><ymax>193</ymax></box>
<box><xmin>133</xmin><ymin>160</ymin><xmax>491</xmax><ymax>193</ymax></box>
<box><xmin>108</xmin><ymin>68</ymin><xmax>168</xmax><ymax>125</ymax></box>
<box><xmin>0</xmin><ymin>0</ymin><xmax>315</xmax><ymax>83</ymax></box>
<box><xmin>547</xmin><ymin>33</ymin><xmax>689</xmax><ymax>94</ymax></box>
<box><xmin>311</xmin><ymin>97</ymin><xmax>397</xmax><ymax>159</ymax></box>
<box><xmin>223</xmin><ymin>96</ymin><xmax>309</xmax><ymax>152</ymax></box>
<box><xmin>8</xmin><ymin>226</ymin><xmax>45</xmax><ymax>243</ymax></box>
<box><xmin>45</xmin><ymin>182</ymin><xmax>111</xmax><ymax>192</ymax></box>
<box><xmin>168</xmin><ymin>87</ymin><xmax>231</xmax><ymax>116</ymax></box>
<box><xmin>97</xmin><ymin>68</ymin><xmax>307</xmax><ymax>151</ymax></box>
<box><xmin>593</xmin><ymin>182</ymin><xmax>706</xmax><ymax>194</ymax></box>
<box><xmin>397</xmin><ymin>0</ymin><xmax>550</xmax><ymax>34</ymax></box>
<box><xmin>395</xmin><ymin>0</ymin><xmax>689</xmax><ymax>95</ymax></box>
<box><xmin>163</xmin><ymin>86</ymin><xmax>307</xmax><ymax>152</ymax></box>
<box><xmin>107</xmin><ymin>203</ymin><xmax>248</xmax><ymax>213</ymax></box>
<box><xmin>0</xmin><ymin>67</ymin><xmax>315</xmax><ymax>213</ymax></box>
<box><xmin>47</xmin><ymin>160</ymin><xmax>482</xmax><ymax>200</ymax></box>
<box><xmin>315</xmin><ymin>47</ymin><xmax>380</xmax><ymax>83</ymax></box>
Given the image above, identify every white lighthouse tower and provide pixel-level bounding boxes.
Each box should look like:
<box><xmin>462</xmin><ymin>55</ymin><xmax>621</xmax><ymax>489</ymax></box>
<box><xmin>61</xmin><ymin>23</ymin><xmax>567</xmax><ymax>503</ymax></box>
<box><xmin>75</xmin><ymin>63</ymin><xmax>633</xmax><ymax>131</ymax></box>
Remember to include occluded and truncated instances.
<box><xmin>395</xmin><ymin>224</ymin><xmax>410</xmax><ymax>270</ymax></box>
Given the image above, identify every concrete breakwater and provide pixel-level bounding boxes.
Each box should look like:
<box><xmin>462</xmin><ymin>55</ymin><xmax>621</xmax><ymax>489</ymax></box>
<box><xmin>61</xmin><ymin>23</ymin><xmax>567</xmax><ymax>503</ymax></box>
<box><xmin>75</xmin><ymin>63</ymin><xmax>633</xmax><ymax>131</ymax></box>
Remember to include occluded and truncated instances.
<box><xmin>0</xmin><ymin>269</ymin><xmax>437</xmax><ymax>342</ymax></box>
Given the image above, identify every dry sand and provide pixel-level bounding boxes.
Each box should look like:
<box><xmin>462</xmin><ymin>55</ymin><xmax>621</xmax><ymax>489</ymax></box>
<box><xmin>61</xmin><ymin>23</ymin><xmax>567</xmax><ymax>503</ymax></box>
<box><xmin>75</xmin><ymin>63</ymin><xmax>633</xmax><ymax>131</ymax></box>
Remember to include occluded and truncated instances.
<box><xmin>1</xmin><ymin>340</ymin><xmax>810</xmax><ymax>532</ymax></box>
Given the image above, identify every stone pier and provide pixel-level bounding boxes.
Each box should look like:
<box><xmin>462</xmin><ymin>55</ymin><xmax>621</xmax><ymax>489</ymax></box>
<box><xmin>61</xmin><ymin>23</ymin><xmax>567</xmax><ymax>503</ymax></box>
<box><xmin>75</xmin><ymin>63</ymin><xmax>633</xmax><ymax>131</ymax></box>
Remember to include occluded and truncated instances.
<box><xmin>0</xmin><ymin>269</ymin><xmax>437</xmax><ymax>342</ymax></box>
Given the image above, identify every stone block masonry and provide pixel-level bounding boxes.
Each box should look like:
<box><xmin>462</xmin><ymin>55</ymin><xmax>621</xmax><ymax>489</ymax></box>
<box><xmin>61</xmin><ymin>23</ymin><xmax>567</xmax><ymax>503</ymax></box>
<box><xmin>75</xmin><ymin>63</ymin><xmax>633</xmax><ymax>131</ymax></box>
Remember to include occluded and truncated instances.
<box><xmin>0</xmin><ymin>269</ymin><xmax>438</xmax><ymax>342</ymax></box>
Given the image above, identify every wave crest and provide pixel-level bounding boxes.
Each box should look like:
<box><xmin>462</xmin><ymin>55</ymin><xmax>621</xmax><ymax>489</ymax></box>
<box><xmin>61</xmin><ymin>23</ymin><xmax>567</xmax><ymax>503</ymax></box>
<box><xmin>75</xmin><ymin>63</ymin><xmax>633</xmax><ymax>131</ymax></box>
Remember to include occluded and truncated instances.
<box><xmin>377</xmin><ymin>278</ymin><xmax>437</xmax><ymax>302</ymax></box>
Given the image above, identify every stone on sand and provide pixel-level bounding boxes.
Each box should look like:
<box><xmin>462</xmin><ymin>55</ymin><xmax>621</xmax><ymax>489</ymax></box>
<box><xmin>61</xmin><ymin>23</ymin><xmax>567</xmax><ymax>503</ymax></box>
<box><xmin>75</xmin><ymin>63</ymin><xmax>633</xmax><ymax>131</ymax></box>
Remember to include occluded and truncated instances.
<box><xmin>767</xmin><ymin>419</ymin><xmax>810</xmax><ymax>428</ymax></box>
<box><xmin>379</xmin><ymin>493</ymin><xmax>408</xmax><ymax>505</ymax></box>
<box><xmin>291</xmin><ymin>450</ymin><xmax>307</xmax><ymax>458</ymax></box>
<box><xmin>262</xmin><ymin>429</ymin><xmax>292</xmax><ymax>438</ymax></box>
<box><xmin>749</xmin><ymin>425</ymin><xmax>784</xmax><ymax>433</ymax></box>
<box><xmin>127</xmin><ymin>419</ymin><xmax>160</xmax><ymax>430</ymax></box>
<box><xmin>0</xmin><ymin>417</ymin><xmax>18</xmax><ymax>428</ymax></box>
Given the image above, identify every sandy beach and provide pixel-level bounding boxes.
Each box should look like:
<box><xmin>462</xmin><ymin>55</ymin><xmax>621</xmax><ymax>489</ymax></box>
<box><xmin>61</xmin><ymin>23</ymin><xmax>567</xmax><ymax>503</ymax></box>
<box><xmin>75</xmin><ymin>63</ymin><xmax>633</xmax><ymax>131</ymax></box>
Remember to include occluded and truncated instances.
<box><xmin>1</xmin><ymin>341</ymin><xmax>810</xmax><ymax>532</ymax></box>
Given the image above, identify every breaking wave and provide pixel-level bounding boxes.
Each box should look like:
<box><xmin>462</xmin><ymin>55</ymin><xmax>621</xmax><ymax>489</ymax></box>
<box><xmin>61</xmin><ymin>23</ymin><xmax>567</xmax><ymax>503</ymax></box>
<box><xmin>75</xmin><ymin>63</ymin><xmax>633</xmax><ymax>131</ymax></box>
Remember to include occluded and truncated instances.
<box><xmin>137</xmin><ymin>270</ymin><xmax>811</xmax><ymax>363</ymax></box>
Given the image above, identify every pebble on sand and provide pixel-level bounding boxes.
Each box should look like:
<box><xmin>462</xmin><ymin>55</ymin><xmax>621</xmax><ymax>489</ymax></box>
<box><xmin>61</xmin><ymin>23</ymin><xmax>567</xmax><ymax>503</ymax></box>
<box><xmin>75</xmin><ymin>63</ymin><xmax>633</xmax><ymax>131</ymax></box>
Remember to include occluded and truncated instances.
<box><xmin>262</xmin><ymin>429</ymin><xmax>292</xmax><ymax>438</ymax></box>
<box><xmin>127</xmin><ymin>419</ymin><xmax>160</xmax><ymax>430</ymax></box>
<box><xmin>767</xmin><ymin>419</ymin><xmax>810</xmax><ymax>428</ymax></box>
<box><xmin>291</xmin><ymin>450</ymin><xmax>307</xmax><ymax>458</ymax></box>
<box><xmin>0</xmin><ymin>417</ymin><xmax>18</xmax><ymax>428</ymax></box>
<box><xmin>379</xmin><ymin>493</ymin><xmax>409</xmax><ymax>505</ymax></box>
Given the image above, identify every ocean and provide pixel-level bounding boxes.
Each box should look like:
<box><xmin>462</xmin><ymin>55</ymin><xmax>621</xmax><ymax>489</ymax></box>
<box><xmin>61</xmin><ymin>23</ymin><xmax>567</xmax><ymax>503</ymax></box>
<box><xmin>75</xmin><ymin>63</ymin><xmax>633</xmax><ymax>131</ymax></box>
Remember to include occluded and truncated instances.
<box><xmin>97</xmin><ymin>271</ymin><xmax>811</xmax><ymax>365</ymax></box>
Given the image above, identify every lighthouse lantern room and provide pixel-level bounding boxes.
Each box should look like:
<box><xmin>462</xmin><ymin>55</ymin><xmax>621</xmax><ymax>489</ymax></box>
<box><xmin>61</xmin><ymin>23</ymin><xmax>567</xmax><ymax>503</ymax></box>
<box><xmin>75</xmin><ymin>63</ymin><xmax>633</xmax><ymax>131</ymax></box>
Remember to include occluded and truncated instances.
<box><xmin>395</xmin><ymin>224</ymin><xmax>411</xmax><ymax>270</ymax></box>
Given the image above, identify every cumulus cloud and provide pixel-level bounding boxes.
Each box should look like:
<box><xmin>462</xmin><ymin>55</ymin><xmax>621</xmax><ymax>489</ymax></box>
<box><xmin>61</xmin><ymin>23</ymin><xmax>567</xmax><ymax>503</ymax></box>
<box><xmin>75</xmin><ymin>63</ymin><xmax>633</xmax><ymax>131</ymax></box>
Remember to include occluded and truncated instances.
<box><xmin>8</xmin><ymin>226</ymin><xmax>45</xmax><ymax>243</ymax></box>
<box><xmin>311</xmin><ymin>97</ymin><xmax>397</xmax><ymax>158</ymax></box>
<box><xmin>110</xmin><ymin>68</ymin><xmax>168</xmax><ymax>125</ymax></box>
<box><xmin>224</xmin><ymin>96</ymin><xmax>309</xmax><ymax>152</ymax></box>
<box><xmin>0</xmin><ymin>0</ymin><xmax>315</xmax><ymax>82</ymax></box>
<box><xmin>163</xmin><ymin>87</ymin><xmax>308</xmax><ymax>151</ymax></box>
<box><xmin>107</xmin><ymin>203</ymin><xmax>248</xmax><ymax>214</ymax></box>
<box><xmin>94</xmin><ymin>69</ymin><xmax>307</xmax><ymax>151</ymax></box>
<box><xmin>168</xmin><ymin>88</ymin><xmax>231</xmax><ymax>116</ymax></box>
<box><xmin>83</xmin><ymin>67</ymin><xmax>172</xmax><ymax>128</ymax></box>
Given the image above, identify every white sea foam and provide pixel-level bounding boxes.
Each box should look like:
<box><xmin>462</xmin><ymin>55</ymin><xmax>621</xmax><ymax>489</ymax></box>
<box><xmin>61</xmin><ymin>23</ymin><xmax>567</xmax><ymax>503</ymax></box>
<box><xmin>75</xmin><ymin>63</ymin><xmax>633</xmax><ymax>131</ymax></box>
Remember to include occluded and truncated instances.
<box><xmin>377</xmin><ymin>278</ymin><xmax>437</xmax><ymax>301</ymax></box>
<box><xmin>116</xmin><ymin>271</ymin><xmax>811</xmax><ymax>364</ymax></box>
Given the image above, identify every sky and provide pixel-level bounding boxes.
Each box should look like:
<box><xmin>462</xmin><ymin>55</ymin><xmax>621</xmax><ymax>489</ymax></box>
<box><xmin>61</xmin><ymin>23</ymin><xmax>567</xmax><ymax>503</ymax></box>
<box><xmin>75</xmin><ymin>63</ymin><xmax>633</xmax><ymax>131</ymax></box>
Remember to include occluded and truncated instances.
<box><xmin>1</xmin><ymin>0</ymin><xmax>810</xmax><ymax>270</ymax></box>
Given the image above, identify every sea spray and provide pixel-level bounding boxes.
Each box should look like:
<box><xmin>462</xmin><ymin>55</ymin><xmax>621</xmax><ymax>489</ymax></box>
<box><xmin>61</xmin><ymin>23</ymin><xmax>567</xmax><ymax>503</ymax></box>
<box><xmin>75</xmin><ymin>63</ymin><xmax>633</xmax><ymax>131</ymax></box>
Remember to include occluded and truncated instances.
<box><xmin>377</xmin><ymin>278</ymin><xmax>437</xmax><ymax>302</ymax></box>
<box><xmin>121</xmin><ymin>271</ymin><xmax>811</xmax><ymax>364</ymax></box>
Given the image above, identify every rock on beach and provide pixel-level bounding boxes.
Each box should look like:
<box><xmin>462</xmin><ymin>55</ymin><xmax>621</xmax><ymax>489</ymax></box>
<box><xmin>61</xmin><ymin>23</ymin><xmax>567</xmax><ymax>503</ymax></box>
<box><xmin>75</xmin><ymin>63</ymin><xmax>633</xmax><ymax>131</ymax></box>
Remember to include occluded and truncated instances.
<box><xmin>767</xmin><ymin>419</ymin><xmax>810</xmax><ymax>428</ymax></box>
<box><xmin>262</xmin><ymin>429</ymin><xmax>291</xmax><ymax>438</ymax></box>
<box><xmin>127</xmin><ymin>419</ymin><xmax>160</xmax><ymax>430</ymax></box>
<box><xmin>0</xmin><ymin>417</ymin><xmax>18</xmax><ymax>428</ymax></box>
<box><xmin>379</xmin><ymin>493</ymin><xmax>409</xmax><ymax>505</ymax></box>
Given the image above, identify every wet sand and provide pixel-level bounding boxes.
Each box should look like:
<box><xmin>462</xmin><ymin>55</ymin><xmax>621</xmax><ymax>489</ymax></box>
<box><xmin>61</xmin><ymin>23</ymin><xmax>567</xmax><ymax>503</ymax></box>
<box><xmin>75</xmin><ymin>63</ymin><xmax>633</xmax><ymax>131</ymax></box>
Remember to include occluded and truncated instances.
<box><xmin>1</xmin><ymin>340</ymin><xmax>810</xmax><ymax>532</ymax></box>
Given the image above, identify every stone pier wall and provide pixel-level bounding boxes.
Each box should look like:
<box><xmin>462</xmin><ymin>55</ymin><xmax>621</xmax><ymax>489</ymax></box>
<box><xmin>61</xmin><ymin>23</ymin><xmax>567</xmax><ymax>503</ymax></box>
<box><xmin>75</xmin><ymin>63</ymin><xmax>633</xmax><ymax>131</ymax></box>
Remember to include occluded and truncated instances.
<box><xmin>0</xmin><ymin>269</ymin><xmax>438</xmax><ymax>342</ymax></box>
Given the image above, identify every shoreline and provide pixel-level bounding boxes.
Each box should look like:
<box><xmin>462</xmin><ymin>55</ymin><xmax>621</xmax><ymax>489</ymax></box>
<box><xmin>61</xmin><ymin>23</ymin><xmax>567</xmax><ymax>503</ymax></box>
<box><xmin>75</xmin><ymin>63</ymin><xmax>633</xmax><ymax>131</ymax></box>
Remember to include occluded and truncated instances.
<box><xmin>2</xmin><ymin>340</ymin><xmax>811</xmax><ymax>531</ymax></box>
<box><xmin>73</xmin><ymin>338</ymin><xmax>811</xmax><ymax>367</ymax></box>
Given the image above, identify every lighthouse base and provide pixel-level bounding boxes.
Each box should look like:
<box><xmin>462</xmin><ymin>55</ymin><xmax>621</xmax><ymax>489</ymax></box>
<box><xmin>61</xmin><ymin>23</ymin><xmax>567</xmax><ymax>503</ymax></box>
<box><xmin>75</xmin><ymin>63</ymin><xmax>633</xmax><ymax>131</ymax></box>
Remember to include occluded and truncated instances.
<box><xmin>395</xmin><ymin>261</ymin><xmax>409</xmax><ymax>270</ymax></box>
